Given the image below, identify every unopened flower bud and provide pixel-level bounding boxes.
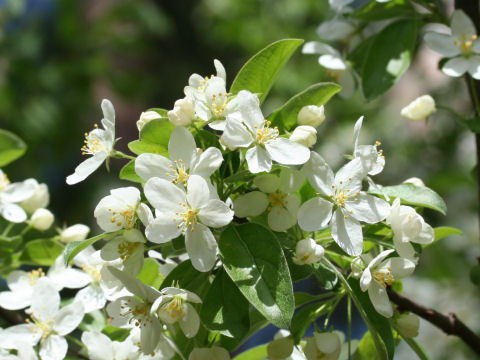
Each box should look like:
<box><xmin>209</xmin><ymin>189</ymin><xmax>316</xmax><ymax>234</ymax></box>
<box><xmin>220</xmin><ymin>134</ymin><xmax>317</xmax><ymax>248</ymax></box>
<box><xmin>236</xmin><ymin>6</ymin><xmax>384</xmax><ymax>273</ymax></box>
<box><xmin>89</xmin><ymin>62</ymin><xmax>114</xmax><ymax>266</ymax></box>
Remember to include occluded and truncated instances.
<box><xmin>290</xmin><ymin>125</ymin><xmax>317</xmax><ymax>147</ymax></box>
<box><xmin>401</xmin><ymin>95</ymin><xmax>436</xmax><ymax>121</ymax></box>
<box><xmin>21</xmin><ymin>180</ymin><xmax>49</xmax><ymax>213</ymax></box>
<box><xmin>292</xmin><ymin>238</ymin><xmax>324</xmax><ymax>265</ymax></box>
<box><xmin>30</xmin><ymin>208</ymin><xmax>54</xmax><ymax>231</ymax></box>
<box><xmin>395</xmin><ymin>313</ymin><xmax>420</xmax><ymax>338</ymax></box>
<box><xmin>168</xmin><ymin>97</ymin><xmax>195</xmax><ymax>126</ymax></box>
<box><xmin>403</xmin><ymin>177</ymin><xmax>425</xmax><ymax>187</ymax></box>
<box><xmin>267</xmin><ymin>336</ymin><xmax>294</xmax><ymax>360</ymax></box>
<box><xmin>297</xmin><ymin>105</ymin><xmax>325</xmax><ymax>127</ymax></box>
<box><xmin>136</xmin><ymin>111</ymin><xmax>162</xmax><ymax>132</ymax></box>
<box><xmin>60</xmin><ymin>224</ymin><xmax>90</xmax><ymax>243</ymax></box>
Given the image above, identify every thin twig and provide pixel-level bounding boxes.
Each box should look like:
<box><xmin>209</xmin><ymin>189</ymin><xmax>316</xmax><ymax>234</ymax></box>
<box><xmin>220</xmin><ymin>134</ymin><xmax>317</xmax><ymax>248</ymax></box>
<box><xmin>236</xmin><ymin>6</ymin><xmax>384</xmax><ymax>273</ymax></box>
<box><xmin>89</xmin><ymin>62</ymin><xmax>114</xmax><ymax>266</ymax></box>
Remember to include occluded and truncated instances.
<box><xmin>388</xmin><ymin>289</ymin><xmax>480</xmax><ymax>356</ymax></box>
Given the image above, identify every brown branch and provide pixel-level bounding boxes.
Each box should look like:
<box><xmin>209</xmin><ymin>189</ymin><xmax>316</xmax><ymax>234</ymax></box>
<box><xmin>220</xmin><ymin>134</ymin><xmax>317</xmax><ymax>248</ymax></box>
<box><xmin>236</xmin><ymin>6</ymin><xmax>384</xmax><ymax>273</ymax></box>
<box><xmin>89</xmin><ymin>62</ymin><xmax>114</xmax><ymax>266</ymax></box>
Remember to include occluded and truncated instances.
<box><xmin>388</xmin><ymin>289</ymin><xmax>480</xmax><ymax>356</ymax></box>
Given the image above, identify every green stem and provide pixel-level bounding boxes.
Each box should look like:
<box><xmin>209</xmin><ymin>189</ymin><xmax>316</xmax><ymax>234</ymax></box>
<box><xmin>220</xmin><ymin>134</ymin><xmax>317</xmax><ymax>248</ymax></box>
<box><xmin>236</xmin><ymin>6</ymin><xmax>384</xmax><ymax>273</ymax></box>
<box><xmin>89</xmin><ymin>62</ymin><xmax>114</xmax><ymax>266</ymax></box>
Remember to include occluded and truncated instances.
<box><xmin>323</xmin><ymin>295</ymin><xmax>343</xmax><ymax>330</ymax></box>
<box><xmin>111</xmin><ymin>150</ymin><xmax>135</xmax><ymax>160</ymax></box>
<box><xmin>436</xmin><ymin>104</ymin><xmax>466</xmax><ymax>120</ymax></box>
<box><xmin>348</xmin><ymin>295</ymin><xmax>352</xmax><ymax>360</ymax></box>
<box><xmin>21</xmin><ymin>225</ymin><xmax>32</xmax><ymax>236</ymax></box>
<box><xmin>469</xmin><ymin>75</ymin><xmax>480</xmax><ymax>115</ymax></box>
<box><xmin>2</xmin><ymin>223</ymin><xmax>14</xmax><ymax>237</ymax></box>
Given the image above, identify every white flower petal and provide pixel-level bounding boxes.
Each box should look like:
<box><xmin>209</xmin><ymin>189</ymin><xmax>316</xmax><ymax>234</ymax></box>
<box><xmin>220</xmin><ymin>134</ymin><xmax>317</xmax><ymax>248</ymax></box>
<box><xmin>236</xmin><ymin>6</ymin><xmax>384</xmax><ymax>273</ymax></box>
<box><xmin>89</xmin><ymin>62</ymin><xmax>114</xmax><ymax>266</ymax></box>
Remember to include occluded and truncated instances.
<box><xmin>360</xmin><ymin>268</ymin><xmax>372</xmax><ymax>292</ymax></box>
<box><xmin>298</xmin><ymin>197</ymin><xmax>333</xmax><ymax>232</ymax></box>
<box><xmin>0</xmin><ymin>290</ymin><xmax>31</xmax><ymax>310</ymax></box>
<box><xmin>302</xmin><ymin>151</ymin><xmax>335</xmax><ymax>195</ymax></box>
<box><xmin>192</xmin><ymin>147</ymin><xmax>223</xmax><ymax>178</ymax></box>
<box><xmin>73</xmin><ymin>285</ymin><xmax>106</xmax><ymax>313</ymax></box>
<box><xmin>413</xmin><ymin>221</ymin><xmax>434</xmax><ymax>244</ymax></box>
<box><xmin>135</xmin><ymin>153</ymin><xmax>172</xmax><ymax>181</ymax></box>
<box><xmin>278</xmin><ymin>168</ymin><xmax>305</xmax><ymax>193</ymax></box>
<box><xmin>144</xmin><ymin>177</ymin><xmax>185</xmax><ymax>211</ymax></box>
<box><xmin>145</xmin><ymin>215</ymin><xmax>182</xmax><ymax>244</ymax></box>
<box><xmin>187</xmin><ymin>175</ymin><xmax>209</xmax><ymax>209</ymax></box>
<box><xmin>468</xmin><ymin>55</ymin><xmax>480</xmax><ymax>80</ymax></box>
<box><xmin>30</xmin><ymin>279</ymin><xmax>60</xmax><ymax>322</ymax></box>
<box><xmin>0</xmin><ymin>324</ymin><xmax>40</xmax><ymax>348</ymax></box>
<box><xmin>302</xmin><ymin>41</ymin><xmax>339</xmax><ymax>56</ymax></box>
<box><xmin>345</xmin><ymin>193</ymin><xmax>390</xmax><ymax>224</ymax></box>
<box><xmin>330</xmin><ymin>209</ymin><xmax>363</xmax><ymax>256</ymax></box>
<box><xmin>179</xmin><ymin>303</ymin><xmax>200</xmax><ymax>338</ymax></box>
<box><xmin>384</xmin><ymin>257</ymin><xmax>415</xmax><ymax>279</ymax></box>
<box><xmin>39</xmin><ymin>334</ymin><xmax>68</xmax><ymax>360</ymax></box>
<box><xmin>246</xmin><ymin>146</ymin><xmax>272</xmax><ymax>173</ymax></box>
<box><xmin>2</xmin><ymin>181</ymin><xmax>36</xmax><ymax>202</ymax></box>
<box><xmin>393</xmin><ymin>236</ymin><xmax>417</xmax><ymax>262</ymax></box>
<box><xmin>451</xmin><ymin>10</ymin><xmax>476</xmax><ymax>39</ymax></box>
<box><xmin>214</xmin><ymin>59</ymin><xmax>226</xmax><ymax>82</ymax></box>
<box><xmin>53</xmin><ymin>302</ymin><xmax>85</xmax><ymax>335</ymax></box>
<box><xmin>367</xmin><ymin>281</ymin><xmax>393</xmax><ymax>317</ymax></box>
<box><xmin>338</xmin><ymin>69</ymin><xmax>356</xmax><ymax>99</ymax></box>
<box><xmin>137</xmin><ymin>202</ymin><xmax>153</xmax><ymax>227</ymax></box>
<box><xmin>198</xmin><ymin>199</ymin><xmax>233</xmax><ymax>227</ymax></box>
<box><xmin>319</xmin><ymin>54</ymin><xmax>347</xmax><ymax>70</ymax></box>
<box><xmin>1</xmin><ymin>203</ymin><xmax>27</xmax><ymax>223</ymax></box>
<box><xmin>66</xmin><ymin>151</ymin><xmax>107</xmax><ymax>185</ymax></box>
<box><xmin>268</xmin><ymin>207</ymin><xmax>297</xmax><ymax>232</ymax></box>
<box><xmin>168</xmin><ymin>127</ymin><xmax>197</xmax><ymax>169</ymax></box>
<box><xmin>265</xmin><ymin>137</ymin><xmax>310</xmax><ymax>166</ymax></box>
<box><xmin>253</xmin><ymin>173</ymin><xmax>280</xmax><ymax>193</ymax></box>
<box><xmin>334</xmin><ymin>158</ymin><xmax>364</xmax><ymax>190</ymax></box>
<box><xmin>222</xmin><ymin>114</ymin><xmax>254</xmax><ymax>148</ymax></box>
<box><xmin>233</xmin><ymin>191</ymin><xmax>269</xmax><ymax>217</ymax></box>
<box><xmin>424</xmin><ymin>32</ymin><xmax>459</xmax><ymax>57</ymax></box>
<box><xmin>141</xmin><ymin>319</ymin><xmax>162</xmax><ymax>355</ymax></box>
<box><xmin>442</xmin><ymin>57</ymin><xmax>470</xmax><ymax>77</ymax></box>
<box><xmin>317</xmin><ymin>18</ymin><xmax>355</xmax><ymax>41</ymax></box>
<box><xmin>81</xmin><ymin>331</ymin><xmax>114</xmax><ymax>360</ymax></box>
<box><xmin>185</xmin><ymin>224</ymin><xmax>217</xmax><ymax>272</ymax></box>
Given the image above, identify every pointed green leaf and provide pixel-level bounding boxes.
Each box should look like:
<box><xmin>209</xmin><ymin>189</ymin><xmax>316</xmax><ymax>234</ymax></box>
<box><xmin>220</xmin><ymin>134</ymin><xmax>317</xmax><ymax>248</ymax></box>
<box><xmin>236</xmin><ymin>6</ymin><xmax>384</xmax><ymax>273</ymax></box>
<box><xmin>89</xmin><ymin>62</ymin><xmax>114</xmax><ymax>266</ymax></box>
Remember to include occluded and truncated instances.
<box><xmin>233</xmin><ymin>345</ymin><xmax>268</xmax><ymax>360</ymax></box>
<box><xmin>0</xmin><ymin>129</ymin><xmax>27</xmax><ymax>167</ymax></box>
<box><xmin>361</xmin><ymin>20</ymin><xmax>418</xmax><ymax>100</ymax></box>
<box><xmin>351</xmin><ymin>0</ymin><xmax>416</xmax><ymax>21</ymax></box>
<box><xmin>230</xmin><ymin>39</ymin><xmax>304</xmax><ymax>104</ymax></box>
<box><xmin>369</xmin><ymin>183</ymin><xmax>447</xmax><ymax>215</ymax></box>
<box><xmin>64</xmin><ymin>233</ymin><xmax>110</xmax><ymax>264</ymax></box>
<box><xmin>127</xmin><ymin>117</ymin><xmax>173</xmax><ymax>156</ymax></box>
<box><xmin>268</xmin><ymin>82</ymin><xmax>341</xmax><ymax>131</ymax></box>
<box><xmin>119</xmin><ymin>160</ymin><xmax>143</xmax><ymax>183</ymax></box>
<box><xmin>434</xmin><ymin>226</ymin><xmax>462</xmax><ymax>242</ymax></box>
<box><xmin>200</xmin><ymin>269</ymin><xmax>250</xmax><ymax>338</ymax></box>
<box><xmin>19</xmin><ymin>239</ymin><xmax>64</xmax><ymax>266</ymax></box>
<box><xmin>160</xmin><ymin>259</ymin><xmax>210</xmax><ymax>296</ymax></box>
<box><xmin>218</xmin><ymin>223</ymin><xmax>294</xmax><ymax>329</ymax></box>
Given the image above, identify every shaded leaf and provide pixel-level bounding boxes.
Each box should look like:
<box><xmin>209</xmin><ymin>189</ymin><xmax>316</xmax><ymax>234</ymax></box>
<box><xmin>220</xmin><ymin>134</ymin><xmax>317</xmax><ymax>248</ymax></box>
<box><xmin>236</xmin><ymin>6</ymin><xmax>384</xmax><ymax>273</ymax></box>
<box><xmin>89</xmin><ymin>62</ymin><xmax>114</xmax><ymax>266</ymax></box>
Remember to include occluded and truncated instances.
<box><xmin>20</xmin><ymin>239</ymin><xmax>64</xmax><ymax>266</ymax></box>
<box><xmin>0</xmin><ymin>129</ymin><xmax>27</xmax><ymax>167</ymax></box>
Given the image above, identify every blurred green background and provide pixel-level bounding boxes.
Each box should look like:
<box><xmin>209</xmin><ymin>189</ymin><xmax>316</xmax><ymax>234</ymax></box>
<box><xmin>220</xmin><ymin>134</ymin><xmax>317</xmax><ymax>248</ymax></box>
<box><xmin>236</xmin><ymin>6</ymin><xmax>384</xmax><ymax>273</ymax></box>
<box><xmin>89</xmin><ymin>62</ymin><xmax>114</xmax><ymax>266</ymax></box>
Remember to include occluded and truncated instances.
<box><xmin>0</xmin><ymin>0</ymin><xmax>478</xmax><ymax>358</ymax></box>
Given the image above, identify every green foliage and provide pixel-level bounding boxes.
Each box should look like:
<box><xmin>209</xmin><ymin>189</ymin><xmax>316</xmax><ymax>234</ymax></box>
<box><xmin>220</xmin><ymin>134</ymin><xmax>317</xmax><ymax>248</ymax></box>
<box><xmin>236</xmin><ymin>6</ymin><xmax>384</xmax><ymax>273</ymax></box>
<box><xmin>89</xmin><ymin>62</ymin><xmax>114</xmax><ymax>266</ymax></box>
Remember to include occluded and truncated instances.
<box><xmin>369</xmin><ymin>183</ymin><xmax>447</xmax><ymax>215</ymax></box>
<box><xmin>64</xmin><ymin>233</ymin><xmax>110</xmax><ymax>264</ymax></box>
<box><xmin>291</xmin><ymin>301</ymin><xmax>331</xmax><ymax>341</ymax></box>
<box><xmin>230</xmin><ymin>39</ymin><xmax>304</xmax><ymax>104</ymax></box>
<box><xmin>136</xmin><ymin>258</ymin><xmax>163</xmax><ymax>289</ymax></box>
<box><xmin>161</xmin><ymin>260</ymin><xmax>210</xmax><ymax>296</ymax></box>
<box><xmin>351</xmin><ymin>0</ymin><xmax>417</xmax><ymax>21</ymax></box>
<box><xmin>268</xmin><ymin>82</ymin><xmax>341</xmax><ymax>131</ymax></box>
<box><xmin>119</xmin><ymin>160</ymin><xmax>143</xmax><ymax>183</ymax></box>
<box><xmin>219</xmin><ymin>223</ymin><xmax>294</xmax><ymax>329</ymax></box>
<box><xmin>353</xmin><ymin>331</ymin><xmax>379</xmax><ymax>360</ymax></box>
<box><xmin>361</xmin><ymin>20</ymin><xmax>418</xmax><ymax>100</ymax></box>
<box><xmin>19</xmin><ymin>238</ymin><xmax>64</xmax><ymax>266</ymax></box>
<box><xmin>128</xmin><ymin>118</ymin><xmax>173</xmax><ymax>156</ymax></box>
<box><xmin>200</xmin><ymin>269</ymin><xmax>250</xmax><ymax>338</ymax></box>
<box><xmin>433</xmin><ymin>226</ymin><xmax>462</xmax><ymax>242</ymax></box>
<box><xmin>233</xmin><ymin>345</ymin><xmax>268</xmax><ymax>360</ymax></box>
<box><xmin>0</xmin><ymin>129</ymin><xmax>27</xmax><ymax>167</ymax></box>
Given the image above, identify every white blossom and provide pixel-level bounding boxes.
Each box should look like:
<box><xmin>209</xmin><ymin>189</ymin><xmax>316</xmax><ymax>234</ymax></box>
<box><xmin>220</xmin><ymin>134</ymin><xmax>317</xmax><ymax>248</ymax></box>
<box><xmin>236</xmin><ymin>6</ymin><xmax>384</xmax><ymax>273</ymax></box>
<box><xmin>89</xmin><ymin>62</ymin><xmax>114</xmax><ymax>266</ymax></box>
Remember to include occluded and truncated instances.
<box><xmin>168</xmin><ymin>97</ymin><xmax>195</xmax><ymax>127</ymax></box>
<box><xmin>101</xmin><ymin>229</ymin><xmax>146</xmax><ymax>276</ymax></box>
<box><xmin>233</xmin><ymin>168</ymin><xmax>304</xmax><ymax>232</ymax></box>
<box><xmin>360</xmin><ymin>249</ymin><xmax>415</xmax><ymax>317</ymax></box>
<box><xmin>304</xmin><ymin>331</ymin><xmax>342</xmax><ymax>360</ymax></box>
<box><xmin>352</xmin><ymin>116</ymin><xmax>385</xmax><ymax>176</ymax></box>
<box><xmin>81</xmin><ymin>331</ymin><xmax>140</xmax><ymax>360</ymax></box>
<box><xmin>58</xmin><ymin>224</ymin><xmax>90</xmax><ymax>243</ymax></box>
<box><xmin>424</xmin><ymin>10</ymin><xmax>480</xmax><ymax>79</ymax></box>
<box><xmin>29</xmin><ymin>208</ymin><xmax>54</xmax><ymax>231</ymax></box>
<box><xmin>290</xmin><ymin>125</ymin><xmax>317</xmax><ymax>147</ymax></box>
<box><xmin>137</xmin><ymin>110</ymin><xmax>162</xmax><ymax>132</ymax></box>
<box><xmin>386</xmin><ymin>198</ymin><xmax>434</xmax><ymax>262</ymax></box>
<box><xmin>298</xmin><ymin>152</ymin><xmax>390</xmax><ymax>256</ymax></box>
<box><xmin>66</xmin><ymin>99</ymin><xmax>115</xmax><ymax>185</ymax></box>
<box><xmin>20</xmin><ymin>179</ymin><xmax>49</xmax><ymax>213</ymax></box>
<box><xmin>401</xmin><ymin>95</ymin><xmax>436</xmax><ymax>121</ymax></box>
<box><xmin>292</xmin><ymin>238</ymin><xmax>324</xmax><ymax>265</ymax></box>
<box><xmin>144</xmin><ymin>175</ymin><xmax>233</xmax><ymax>272</ymax></box>
<box><xmin>135</xmin><ymin>126</ymin><xmax>223</xmax><ymax>187</ymax></box>
<box><xmin>297</xmin><ymin>105</ymin><xmax>325</xmax><ymax>128</ymax></box>
<box><xmin>221</xmin><ymin>95</ymin><xmax>310</xmax><ymax>173</ymax></box>
<box><xmin>0</xmin><ymin>170</ymin><xmax>36</xmax><ymax>223</ymax></box>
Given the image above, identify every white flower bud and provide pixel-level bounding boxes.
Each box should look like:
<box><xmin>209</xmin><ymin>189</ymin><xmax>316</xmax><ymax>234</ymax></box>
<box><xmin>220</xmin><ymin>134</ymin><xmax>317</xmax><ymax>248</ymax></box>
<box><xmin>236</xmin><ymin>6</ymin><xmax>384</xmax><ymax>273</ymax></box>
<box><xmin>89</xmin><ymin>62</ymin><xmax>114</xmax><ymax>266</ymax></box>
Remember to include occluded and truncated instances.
<box><xmin>290</xmin><ymin>125</ymin><xmax>317</xmax><ymax>147</ymax></box>
<box><xmin>395</xmin><ymin>313</ymin><xmax>420</xmax><ymax>338</ymax></box>
<box><xmin>59</xmin><ymin>224</ymin><xmax>90</xmax><ymax>243</ymax></box>
<box><xmin>400</xmin><ymin>95</ymin><xmax>436</xmax><ymax>121</ymax></box>
<box><xmin>168</xmin><ymin>97</ymin><xmax>195</xmax><ymax>126</ymax></box>
<box><xmin>292</xmin><ymin>238</ymin><xmax>324</xmax><ymax>265</ymax></box>
<box><xmin>403</xmin><ymin>177</ymin><xmax>425</xmax><ymax>187</ymax></box>
<box><xmin>267</xmin><ymin>336</ymin><xmax>294</xmax><ymax>360</ymax></box>
<box><xmin>21</xmin><ymin>180</ymin><xmax>49</xmax><ymax>213</ymax></box>
<box><xmin>297</xmin><ymin>105</ymin><xmax>325</xmax><ymax>127</ymax></box>
<box><xmin>30</xmin><ymin>208</ymin><xmax>54</xmax><ymax>231</ymax></box>
<box><xmin>136</xmin><ymin>110</ymin><xmax>161</xmax><ymax>132</ymax></box>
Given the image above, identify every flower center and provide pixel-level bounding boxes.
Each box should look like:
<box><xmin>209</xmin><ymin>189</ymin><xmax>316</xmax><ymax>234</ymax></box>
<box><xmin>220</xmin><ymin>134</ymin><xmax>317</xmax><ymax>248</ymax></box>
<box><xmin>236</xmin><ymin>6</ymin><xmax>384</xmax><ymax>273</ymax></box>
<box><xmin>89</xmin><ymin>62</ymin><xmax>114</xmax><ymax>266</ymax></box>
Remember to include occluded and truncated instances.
<box><xmin>27</xmin><ymin>315</ymin><xmax>54</xmax><ymax>339</ymax></box>
<box><xmin>161</xmin><ymin>296</ymin><xmax>185</xmax><ymax>323</ymax></box>
<box><xmin>254</xmin><ymin>120</ymin><xmax>279</xmax><ymax>144</ymax></box>
<box><xmin>120</xmin><ymin>298</ymin><xmax>153</xmax><ymax>328</ymax></box>
<box><xmin>167</xmin><ymin>160</ymin><xmax>189</xmax><ymax>187</ymax></box>
<box><xmin>329</xmin><ymin>178</ymin><xmax>359</xmax><ymax>213</ymax></box>
<box><xmin>0</xmin><ymin>172</ymin><xmax>10</xmax><ymax>191</ymax></box>
<box><xmin>267</xmin><ymin>190</ymin><xmax>288</xmax><ymax>214</ymax></box>
<box><xmin>81</xmin><ymin>264</ymin><xmax>101</xmax><ymax>283</ymax></box>
<box><xmin>197</xmin><ymin>75</ymin><xmax>214</xmax><ymax>92</ymax></box>
<box><xmin>454</xmin><ymin>33</ymin><xmax>478</xmax><ymax>55</ymax></box>
<box><xmin>26</xmin><ymin>268</ymin><xmax>45</xmax><ymax>286</ymax></box>
<box><xmin>211</xmin><ymin>92</ymin><xmax>229</xmax><ymax>118</ymax></box>
<box><xmin>108</xmin><ymin>207</ymin><xmax>137</xmax><ymax>229</ymax></box>
<box><xmin>81</xmin><ymin>125</ymin><xmax>106</xmax><ymax>155</ymax></box>
<box><xmin>117</xmin><ymin>241</ymin><xmax>140</xmax><ymax>261</ymax></box>
<box><xmin>373</xmin><ymin>267</ymin><xmax>394</xmax><ymax>288</ymax></box>
<box><xmin>174</xmin><ymin>203</ymin><xmax>199</xmax><ymax>232</ymax></box>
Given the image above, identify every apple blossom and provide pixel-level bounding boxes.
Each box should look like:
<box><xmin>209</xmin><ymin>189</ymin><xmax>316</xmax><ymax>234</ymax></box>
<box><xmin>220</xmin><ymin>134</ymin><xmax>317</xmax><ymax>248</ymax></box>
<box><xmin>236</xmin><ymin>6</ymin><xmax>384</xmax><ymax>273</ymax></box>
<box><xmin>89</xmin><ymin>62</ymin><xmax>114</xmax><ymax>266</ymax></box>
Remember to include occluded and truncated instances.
<box><xmin>0</xmin><ymin>170</ymin><xmax>36</xmax><ymax>223</ymax></box>
<box><xmin>304</xmin><ymin>331</ymin><xmax>342</xmax><ymax>360</ymax></box>
<box><xmin>66</xmin><ymin>99</ymin><xmax>116</xmax><ymax>185</ymax></box>
<box><xmin>292</xmin><ymin>238</ymin><xmax>325</xmax><ymax>265</ymax></box>
<box><xmin>360</xmin><ymin>249</ymin><xmax>415</xmax><ymax>317</ymax></box>
<box><xmin>299</xmin><ymin>152</ymin><xmax>390</xmax><ymax>256</ymax></box>
<box><xmin>144</xmin><ymin>175</ymin><xmax>233</xmax><ymax>271</ymax></box>
<box><xmin>137</xmin><ymin>110</ymin><xmax>162</xmax><ymax>132</ymax></box>
<box><xmin>81</xmin><ymin>331</ymin><xmax>140</xmax><ymax>360</ymax></box>
<box><xmin>352</xmin><ymin>116</ymin><xmax>385</xmax><ymax>176</ymax></box>
<box><xmin>290</xmin><ymin>125</ymin><xmax>317</xmax><ymax>147</ymax></box>
<box><xmin>297</xmin><ymin>105</ymin><xmax>325</xmax><ymax>128</ymax></box>
<box><xmin>401</xmin><ymin>95</ymin><xmax>436</xmax><ymax>121</ymax></box>
<box><xmin>101</xmin><ymin>229</ymin><xmax>146</xmax><ymax>276</ymax></box>
<box><xmin>29</xmin><ymin>208</ymin><xmax>54</xmax><ymax>231</ymax></box>
<box><xmin>20</xmin><ymin>178</ymin><xmax>49</xmax><ymax>213</ymax></box>
<box><xmin>168</xmin><ymin>97</ymin><xmax>195</xmax><ymax>127</ymax></box>
<box><xmin>424</xmin><ymin>10</ymin><xmax>480</xmax><ymax>79</ymax></box>
<box><xmin>135</xmin><ymin>126</ymin><xmax>223</xmax><ymax>187</ymax></box>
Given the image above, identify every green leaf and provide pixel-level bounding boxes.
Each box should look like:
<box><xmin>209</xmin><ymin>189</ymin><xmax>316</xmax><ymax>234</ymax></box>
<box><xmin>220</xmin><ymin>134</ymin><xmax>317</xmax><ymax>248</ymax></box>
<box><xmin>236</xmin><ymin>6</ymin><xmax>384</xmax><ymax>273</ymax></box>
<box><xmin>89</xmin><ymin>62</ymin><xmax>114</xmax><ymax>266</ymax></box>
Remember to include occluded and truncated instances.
<box><xmin>64</xmin><ymin>233</ymin><xmax>109</xmax><ymax>264</ymax></box>
<box><xmin>161</xmin><ymin>260</ymin><xmax>210</xmax><ymax>296</ymax></box>
<box><xmin>78</xmin><ymin>310</ymin><xmax>106</xmax><ymax>332</ymax></box>
<box><xmin>369</xmin><ymin>183</ymin><xmax>447</xmax><ymax>215</ymax></box>
<box><xmin>361</xmin><ymin>20</ymin><xmax>418</xmax><ymax>100</ymax></box>
<box><xmin>291</xmin><ymin>301</ymin><xmax>331</xmax><ymax>341</ymax></box>
<box><xmin>218</xmin><ymin>223</ymin><xmax>294</xmax><ymax>329</ymax></box>
<box><xmin>19</xmin><ymin>239</ymin><xmax>64</xmax><ymax>266</ymax></box>
<box><xmin>0</xmin><ymin>129</ymin><xmax>27</xmax><ymax>166</ymax></box>
<box><xmin>400</xmin><ymin>336</ymin><xmax>430</xmax><ymax>360</ymax></box>
<box><xmin>348</xmin><ymin>36</ymin><xmax>376</xmax><ymax>75</ymax></box>
<box><xmin>433</xmin><ymin>226</ymin><xmax>462</xmax><ymax>242</ymax></box>
<box><xmin>353</xmin><ymin>331</ymin><xmax>379</xmax><ymax>360</ymax></box>
<box><xmin>461</xmin><ymin>117</ymin><xmax>480</xmax><ymax>133</ymax></box>
<box><xmin>313</xmin><ymin>261</ymin><xmax>338</xmax><ymax>290</ymax></box>
<box><xmin>230</xmin><ymin>39</ymin><xmax>304</xmax><ymax>104</ymax></box>
<box><xmin>127</xmin><ymin>140</ymin><xmax>169</xmax><ymax>156</ymax></box>
<box><xmin>119</xmin><ymin>160</ymin><xmax>143</xmax><ymax>183</ymax></box>
<box><xmin>0</xmin><ymin>236</ymin><xmax>22</xmax><ymax>257</ymax></box>
<box><xmin>200</xmin><ymin>269</ymin><xmax>250</xmax><ymax>338</ymax></box>
<box><xmin>268</xmin><ymin>83</ymin><xmax>341</xmax><ymax>131</ymax></box>
<box><xmin>233</xmin><ymin>344</ymin><xmax>268</xmax><ymax>360</ymax></box>
<box><xmin>128</xmin><ymin>117</ymin><xmax>174</xmax><ymax>156</ymax></box>
<box><xmin>351</xmin><ymin>0</ymin><xmax>416</xmax><ymax>21</ymax></box>
<box><xmin>102</xmin><ymin>325</ymin><xmax>130</xmax><ymax>341</ymax></box>
<box><xmin>348</xmin><ymin>279</ymin><xmax>395</xmax><ymax>360</ymax></box>
<box><xmin>147</xmin><ymin>108</ymin><xmax>169</xmax><ymax>117</ymax></box>
<box><xmin>136</xmin><ymin>258</ymin><xmax>163</xmax><ymax>289</ymax></box>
